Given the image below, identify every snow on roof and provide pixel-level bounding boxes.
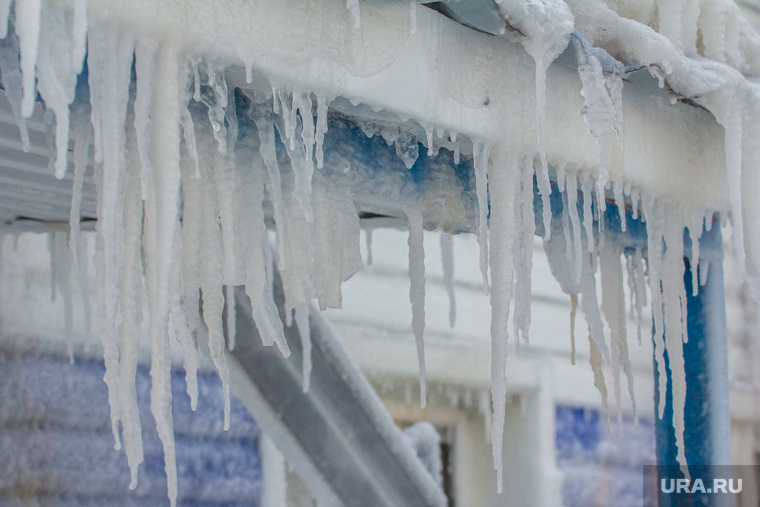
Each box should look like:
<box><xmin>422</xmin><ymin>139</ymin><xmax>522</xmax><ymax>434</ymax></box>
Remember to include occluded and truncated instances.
<box><xmin>1</xmin><ymin>0</ymin><xmax>758</xmax><ymax>503</ymax></box>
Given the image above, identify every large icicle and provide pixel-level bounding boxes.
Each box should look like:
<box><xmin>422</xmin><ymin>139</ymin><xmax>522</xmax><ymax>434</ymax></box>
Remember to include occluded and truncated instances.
<box><xmin>144</xmin><ymin>41</ymin><xmax>183</xmax><ymax>507</ymax></box>
<box><xmin>473</xmin><ymin>141</ymin><xmax>491</xmax><ymax>294</ymax></box>
<box><xmin>118</xmin><ymin>127</ymin><xmax>146</xmax><ymax>489</ymax></box>
<box><xmin>599</xmin><ymin>244</ymin><xmax>637</xmax><ymax>426</ymax></box>
<box><xmin>512</xmin><ymin>157</ymin><xmax>535</xmax><ymax>348</ymax></box>
<box><xmin>134</xmin><ymin>38</ymin><xmax>157</xmax><ymax>200</ymax></box>
<box><xmin>406</xmin><ymin>204</ymin><xmax>427</xmax><ymax>409</ymax></box>
<box><xmin>660</xmin><ymin>210</ymin><xmax>689</xmax><ymax>474</ymax></box>
<box><xmin>197</xmin><ymin>135</ymin><xmax>231</xmax><ymax>434</ymax></box>
<box><xmin>580</xmin><ymin>253</ymin><xmax>611</xmax><ymax>362</ymax></box>
<box><xmin>488</xmin><ymin>147</ymin><xmax>518</xmax><ymax>494</ymax></box>
<box><xmin>88</xmin><ymin>25</ymin><xmax>135</xmax><ymax>451</ymax></box>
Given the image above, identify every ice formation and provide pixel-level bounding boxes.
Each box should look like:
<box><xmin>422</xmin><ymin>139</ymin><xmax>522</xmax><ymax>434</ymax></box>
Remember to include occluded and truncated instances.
<box><xmin>3</xmin><ymin>0</ymin><xmax>760</xmax><ymax>501</ymax></box>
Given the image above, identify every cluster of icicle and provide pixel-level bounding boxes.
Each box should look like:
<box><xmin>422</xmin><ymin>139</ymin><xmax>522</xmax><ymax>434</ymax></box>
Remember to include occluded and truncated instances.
<box><xmin>1</xmin><ymin>2</ymin><xmax>360</xmax><ymax>504</ymax></box>
<box><xmin>481</xmin><ymin>0</ymin><xmax>760</xmax><ymax>491</ymax></box>
<box><xmin>3</xmin><ymin>0</ymin><xmax>760</xmax><ymax>502</ymax></box>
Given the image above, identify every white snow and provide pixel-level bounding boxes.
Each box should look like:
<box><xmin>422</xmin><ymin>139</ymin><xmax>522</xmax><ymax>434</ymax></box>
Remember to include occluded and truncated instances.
<box><xmin>406</xmin><ymin>204</ymin><xmax>427</xmax><ymax>409</ymax></box>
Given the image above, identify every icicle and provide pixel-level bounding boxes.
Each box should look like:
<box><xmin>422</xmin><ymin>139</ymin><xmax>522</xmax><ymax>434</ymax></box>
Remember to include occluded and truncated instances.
<box><xmin>581</xmin><ymin>175</ymin><xmax>595</xmax><ymax>253</ymax></box>
<box><xmin>295</xmin><ymin>302</ymin><xmax>312</xmax><ymax>393</ymax></box>
<box><xmin>473</xmin><ymin>141</ymin><xmax>491</xmax><ymax>294</ymax></box>
<box><xmin>512</xmin><ymin>157</ymin><xmax>535</xmax><ymax>348</ymax></box>
<box><xmin>169</xmin><ymin>219</ymin><xmax>199</xmax><ymax>411</ymax></box>
<box><xmin>118</xmin><ymin>136</ymin><xmax>145</xmax><ymax>490</ymax></box>
<box><xmin>274</xmin><ymin>100</ymin><xmax>313</xmax><ymax>222</ymax></box>
<box><xmin>633</xmin><ymin>248</ymin><xmax>647</xmax><ymax>345</ymax></box>
<box><xmin>660</xmin><ymin>211</ymin><xmax>689</xmax><ymax>474</ymax></box>
<box><xmin>687</xmin><ymin>214</ymin><xmax>703</xmax><ymax>296</ymax></box>
<box><xmin>488</xmin><ymin>147</ymin><xmax>518</xmax><ymax>494</ymax></box>
<box><xmin>580</xmin><ymin>253</ymin><xmax>611</xmax><ymax>361</ymax></box>
<box><xmin>197</xmin><ymin>145</ymin><xmax>231</xmax><ymax>434</ymax></box>
<box><xmin>424</xmin><ymin>125</ymin><xmax>434</xmax><ymax>157</ymax></box>
<box><xmin>212</xmin><ymin>88</ymin><xmax>242</xmax><ymax>284</ymax></box>
<box><xmin>134</xmin><ymin>39</ymin><xmax>157</xmax><ymax>200</ymax></box>
<box><xmin>144</xmin><ymin>41</ymin><xmax>184</xmax><ymax>507</ymax></box>
<box><xmin>238</xmin><ymin>138</ymin><xmax>290</xmax><ymax>356</ymax></box>
<box><xmin>250</xmin><ymin>101</ymin><xmax>287</xmax><ymax>269</ymax></box>
<box><xmin>406</xmin><ymin>204</ymin><xmax>427</xmax><ymax>409</ymax></box>
<box><xmin>599</xmin><ymin>246</ymin><xmax>637</xmax><ymax>428</ymax></box>
<box><xmin>566</xmin><ymin>173</ymin><xmax>583</xmax><ymax>286</ymax></box>
<box><xmin>642</xmin><ymin>197</ymin><xmax>670</xmax><ymax>426</ymax></box>
<box><xmin>569</xmin><ymin>294</ymin><xmax>577</xmax><ymax>365</ymax></box>
<box><xmin>15</xmin><ymin>0</ymin><xmax>41</xmax><ymax>118</ymax></box>
<box><xmin>347</xmin><ymin>0</ymin><xmax>361</xmax><ymax>30</ymax></box>
<box><xmin>69</xmin><ymin>104</ymin><xmax>91</xmax><ymax>264</ymax></box>
<box><xmin>88</xmin><ymin>25</ymin><xmax>136</xmax><ymax>453</ymax></box>
<box><xmin>439</xmin><ymin>232</ymin><xmax>456</xmax><ymax>328</ymax></box>
<box><xmin>315</xmin><ymin>94</ymin><xmax>331</xmax><ymax>169</ymax></box>
<box><xmin>225</xmin><ymin>285</ymin><xmax>237</xmax><ymax>351</ymax></box>
<box><xmin>588</xmin><ymin>329</ymin><xmax>610</xmax><ymax>426</ymax></box>
<box><xmin>35</xmin><ymin>0</ymin><xmax>87</xmax><ymax>179</ymax></box>
<box><xmin>0</xmin><ymin>29</ymin><xmax>30</xmax><ymax>151</ymax></box>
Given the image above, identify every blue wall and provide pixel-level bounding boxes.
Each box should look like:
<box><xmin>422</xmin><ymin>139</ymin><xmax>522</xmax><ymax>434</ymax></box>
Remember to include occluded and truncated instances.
<box><xmin>556</xmin><ymin>405</ymin><xmax>656</xmax><ymax>506</ymax></box>
<box><xmin>0</xmin><ymin>351</ymin><xmax>262</xmax><ymax>506</ymax></box>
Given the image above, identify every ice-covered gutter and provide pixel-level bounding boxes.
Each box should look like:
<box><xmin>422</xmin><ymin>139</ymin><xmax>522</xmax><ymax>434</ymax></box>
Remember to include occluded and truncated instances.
<box><xmin>2</xmin><ymin>0</ymin><xmax>760</xmax><ymax>502</ymax></box>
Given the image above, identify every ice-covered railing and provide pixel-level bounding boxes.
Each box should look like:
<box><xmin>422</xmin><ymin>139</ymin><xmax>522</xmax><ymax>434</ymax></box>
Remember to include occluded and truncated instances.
<box><xmin>2</xmin><ymin>0</ymin><xmax>759</xmax><ymax>502</ymax></box>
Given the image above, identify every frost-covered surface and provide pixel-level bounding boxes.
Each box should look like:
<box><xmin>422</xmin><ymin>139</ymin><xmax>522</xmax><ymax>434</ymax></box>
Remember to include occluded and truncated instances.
<box><xmin>0</xmin><ymin>351</ymin><xmax>262</xmax><ymax>506</ymax></box>
<box><xmin>0</xmin><ymin>0</ymin><xmax>756</xmax><ymax>500</ymax></box>
<box><xmin>402</xmin><ymin>421</ymin><xmax>443</xmax><ymax>486</ymax></box>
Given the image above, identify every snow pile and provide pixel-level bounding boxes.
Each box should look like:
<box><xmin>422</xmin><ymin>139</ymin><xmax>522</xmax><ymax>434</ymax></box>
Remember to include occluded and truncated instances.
<box><xmin>0</xmin><ymin>0</ymin><xmax>758</xmax><ymax>501</ymax></box>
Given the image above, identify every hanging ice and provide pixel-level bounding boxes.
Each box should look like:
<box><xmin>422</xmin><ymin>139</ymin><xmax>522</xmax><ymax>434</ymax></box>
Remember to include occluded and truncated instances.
<box><xmin>406</xmin><ymin>204</ymin><xmax>427</xmax><ymax>409</ymax></box>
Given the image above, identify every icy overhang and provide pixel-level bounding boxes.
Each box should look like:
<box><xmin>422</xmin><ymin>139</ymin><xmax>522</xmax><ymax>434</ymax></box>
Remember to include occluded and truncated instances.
<box><xmin>70</xmin><ymin>0</ymin><xmax>728</xmax><ymax>214</ymax></box>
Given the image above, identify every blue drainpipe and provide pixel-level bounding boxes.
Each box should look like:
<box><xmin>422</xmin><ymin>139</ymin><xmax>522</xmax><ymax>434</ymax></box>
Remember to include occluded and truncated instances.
<box><xmin>654</xmin><ymin>225</ymin><xmax>732</xmax><ymax>506</ymax></box>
